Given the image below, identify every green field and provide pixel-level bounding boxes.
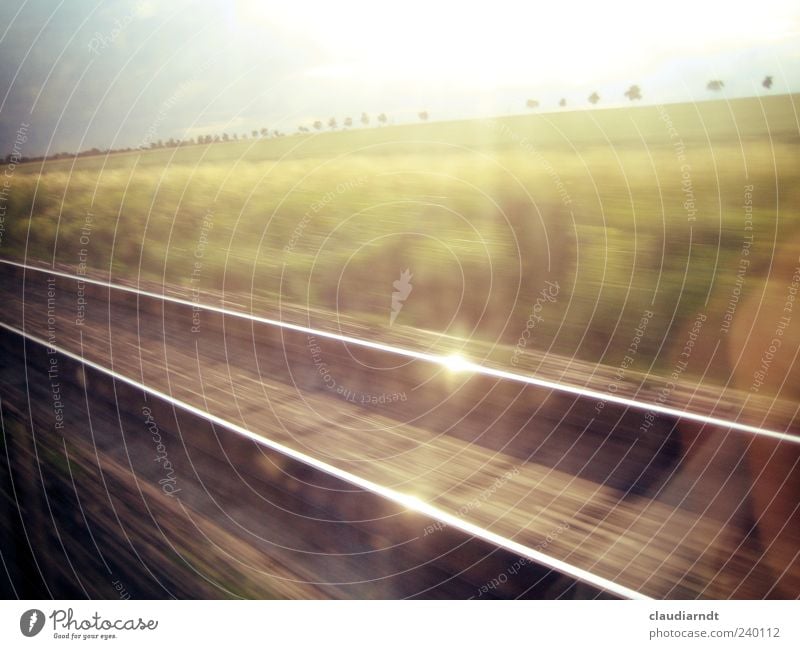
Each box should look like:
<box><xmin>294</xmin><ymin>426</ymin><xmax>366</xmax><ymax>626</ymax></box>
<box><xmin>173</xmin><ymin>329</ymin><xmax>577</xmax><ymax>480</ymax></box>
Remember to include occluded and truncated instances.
<box><xmin>3</xmin><ymin>94</ymin><xmax>799</xmax><ymax>379</ymax></box>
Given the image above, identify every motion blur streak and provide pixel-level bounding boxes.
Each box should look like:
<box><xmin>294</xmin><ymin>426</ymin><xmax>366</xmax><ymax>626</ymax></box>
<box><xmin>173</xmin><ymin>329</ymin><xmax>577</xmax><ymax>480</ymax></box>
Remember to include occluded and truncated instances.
<box><xmin>5</xmin><ymin>258</ymin><xmax>798</xmax><ymax>446</ymax></box>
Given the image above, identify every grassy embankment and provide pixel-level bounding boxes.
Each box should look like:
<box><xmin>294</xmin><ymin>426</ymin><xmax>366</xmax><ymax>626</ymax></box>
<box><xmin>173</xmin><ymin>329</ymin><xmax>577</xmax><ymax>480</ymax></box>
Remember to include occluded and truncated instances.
<box><xmin>3</xmin><ymin>94</ymin><xmax>798</xmax><ymax>378</ymax></box>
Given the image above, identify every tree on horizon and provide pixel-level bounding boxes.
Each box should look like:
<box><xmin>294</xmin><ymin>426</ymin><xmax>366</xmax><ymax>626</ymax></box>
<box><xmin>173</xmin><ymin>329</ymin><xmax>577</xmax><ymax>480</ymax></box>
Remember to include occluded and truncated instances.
<box><xmin>624</xmin><ymin>84</ymin><xmax>642</xmax><ymax>101</ymax></box>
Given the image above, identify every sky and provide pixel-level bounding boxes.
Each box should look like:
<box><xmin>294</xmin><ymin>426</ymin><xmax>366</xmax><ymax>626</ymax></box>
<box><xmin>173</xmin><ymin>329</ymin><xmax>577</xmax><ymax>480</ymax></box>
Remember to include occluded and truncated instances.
<box><xmin>1</xmin><ymin>0</ymin><xmax>799</xmax><ymax>156</ymax></box>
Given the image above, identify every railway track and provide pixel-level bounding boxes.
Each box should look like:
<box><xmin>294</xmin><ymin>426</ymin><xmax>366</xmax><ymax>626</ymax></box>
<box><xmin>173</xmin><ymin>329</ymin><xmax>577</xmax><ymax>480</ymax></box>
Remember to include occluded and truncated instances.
<box><xmin>2</xmin><ymin>258</ymin><xmax>797</xmax><ymax>598</ymax></box>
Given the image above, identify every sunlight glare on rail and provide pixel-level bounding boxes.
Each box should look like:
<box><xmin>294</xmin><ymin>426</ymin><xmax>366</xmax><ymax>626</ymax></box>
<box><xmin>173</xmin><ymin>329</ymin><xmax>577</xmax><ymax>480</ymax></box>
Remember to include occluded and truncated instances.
<box><xmin>442</xmin><ymin>353</ymin><xmax>474</xmax><ymax>373</ymax></box>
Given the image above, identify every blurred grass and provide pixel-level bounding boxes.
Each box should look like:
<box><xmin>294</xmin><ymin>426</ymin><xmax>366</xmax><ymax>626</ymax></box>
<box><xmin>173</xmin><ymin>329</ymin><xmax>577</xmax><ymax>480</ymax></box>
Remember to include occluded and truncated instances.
<box><xmin>3</xmin><ymin>94</ymin><xmax>799</xmax><ymax>377</ymax></box>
